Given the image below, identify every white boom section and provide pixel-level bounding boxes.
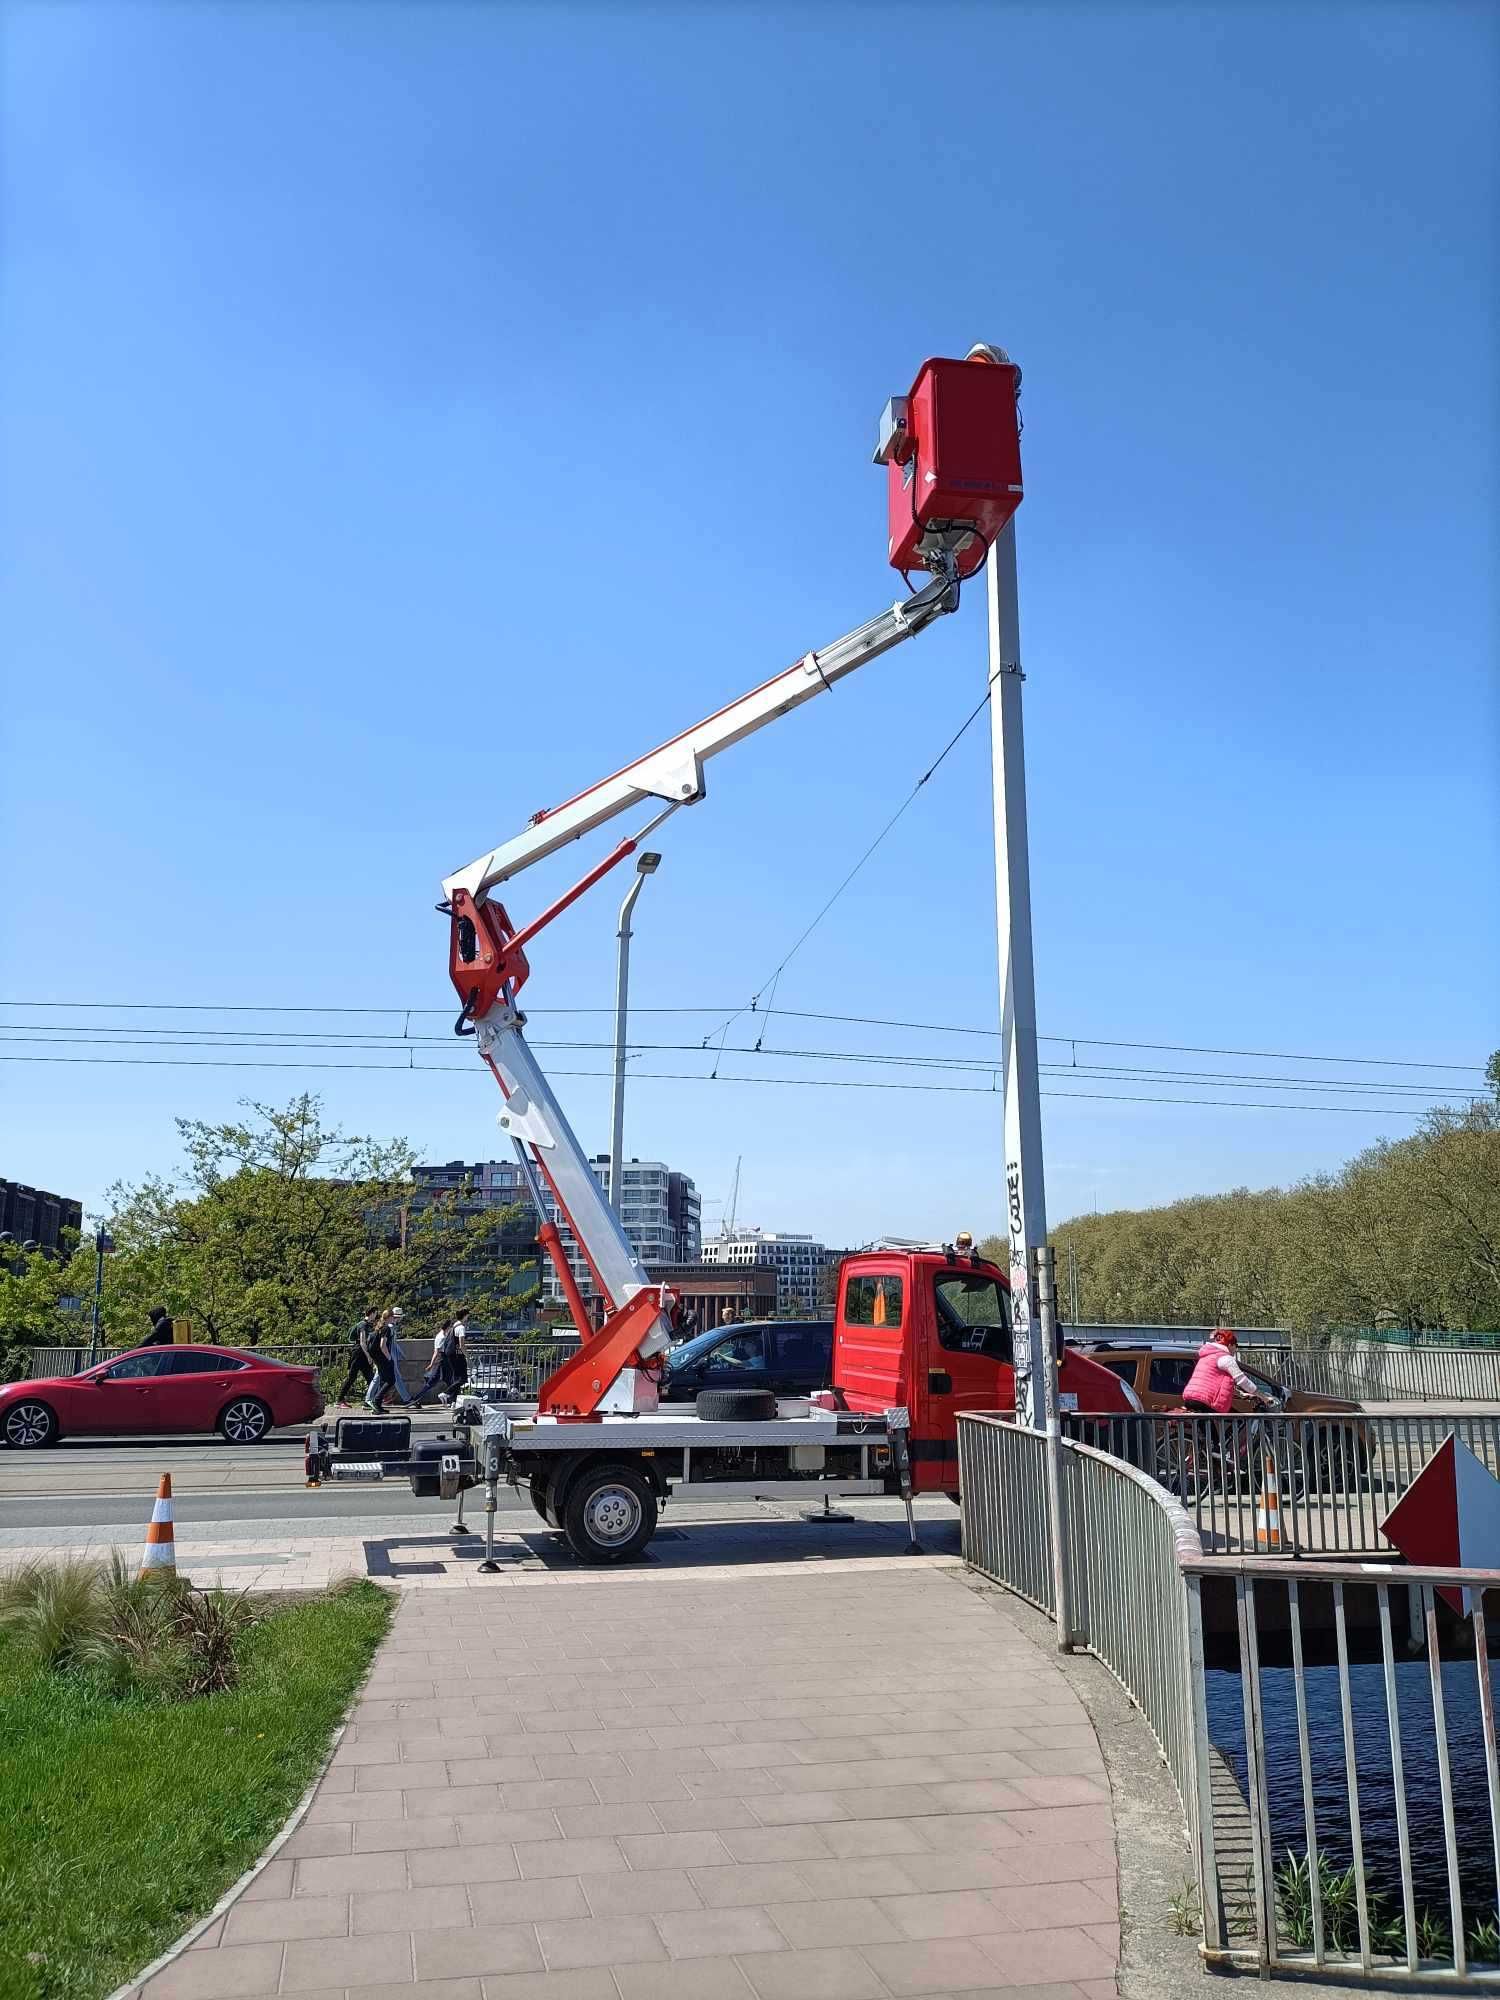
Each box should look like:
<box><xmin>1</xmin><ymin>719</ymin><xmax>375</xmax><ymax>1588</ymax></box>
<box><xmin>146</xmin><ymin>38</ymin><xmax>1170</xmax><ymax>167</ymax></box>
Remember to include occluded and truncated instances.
<box><xmin>477</xmin><ymin>1005</ymin><xmax>656</xmax><ymax>1318</ymax></box>
<box><xmin>443</xmin><ymin>571</ymin><xmax>958</xmax><ymax>903</ymax></box>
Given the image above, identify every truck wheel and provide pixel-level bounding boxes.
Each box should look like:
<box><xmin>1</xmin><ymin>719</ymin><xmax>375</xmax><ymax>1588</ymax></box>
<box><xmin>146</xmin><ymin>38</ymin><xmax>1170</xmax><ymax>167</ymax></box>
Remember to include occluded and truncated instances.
<box><xmin>562</xmin><ymin>1464</ymin><xmax>657</xmax><ymax>1563</ymax></box>
<box><xmin>529</xmin><ymin>1471</ymin><xmax>558</xmax><ymax>1526</ymax></box>
<box><xmin>695</xmin><ymin>1389</ymin><xmax>777</xmax><ymax>1422</ymax></box>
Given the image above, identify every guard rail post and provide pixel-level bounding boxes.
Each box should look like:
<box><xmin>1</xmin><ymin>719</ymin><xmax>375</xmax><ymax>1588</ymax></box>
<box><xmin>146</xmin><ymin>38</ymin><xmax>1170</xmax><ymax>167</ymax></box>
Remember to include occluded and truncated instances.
<box><xmin>1185</xmin><ymin>1570</ymin><xmax>1224</xmax><ymax>1952</ymax></box>
<box><xmin>1035</xmin><ymin>1244</ymin><xmax>1075</xmax><ymax>1650</ymax></box>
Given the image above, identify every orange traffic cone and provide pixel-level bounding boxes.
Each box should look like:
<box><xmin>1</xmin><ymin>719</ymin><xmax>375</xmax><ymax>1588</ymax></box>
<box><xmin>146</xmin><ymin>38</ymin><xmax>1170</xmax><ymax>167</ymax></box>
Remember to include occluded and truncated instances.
<box><xmin>1255</xmin><ymin>1453</ymin><xmax>1283</xmax><ymax>1550</ymax></box>
<box><xmin>140</xmin><ymin>1472</ymin><xmax>177</xmax><ymax>1579</ymax></box>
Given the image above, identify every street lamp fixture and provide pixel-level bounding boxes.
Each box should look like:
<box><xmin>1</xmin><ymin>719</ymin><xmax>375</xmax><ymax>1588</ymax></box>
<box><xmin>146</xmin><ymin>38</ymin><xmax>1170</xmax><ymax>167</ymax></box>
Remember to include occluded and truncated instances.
<box><xmin>608</xmin><ymin>853</ymin><xmax>663</xmax><ymax>1206</ymax></box>
<box><xmin>89</xmin><ymin>1226</ymin><xmax>115</xmax><ymax>1365</ymax></box>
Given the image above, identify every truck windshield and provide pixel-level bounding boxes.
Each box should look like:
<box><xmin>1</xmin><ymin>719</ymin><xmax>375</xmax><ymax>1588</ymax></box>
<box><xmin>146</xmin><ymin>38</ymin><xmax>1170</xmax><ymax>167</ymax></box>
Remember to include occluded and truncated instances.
<box><xmin>933</xmin><ymin>1273</ymin><xmax>1012</xmax><ymax>1361</ymax></box>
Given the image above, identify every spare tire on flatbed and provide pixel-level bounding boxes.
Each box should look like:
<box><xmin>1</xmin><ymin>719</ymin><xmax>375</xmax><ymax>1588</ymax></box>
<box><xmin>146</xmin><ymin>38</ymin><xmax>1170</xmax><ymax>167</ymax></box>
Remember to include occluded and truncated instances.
<box><xmin>695</xmin><ymin>1389</ymin><xmax>778</xmax><ymax>1422</ymax></box>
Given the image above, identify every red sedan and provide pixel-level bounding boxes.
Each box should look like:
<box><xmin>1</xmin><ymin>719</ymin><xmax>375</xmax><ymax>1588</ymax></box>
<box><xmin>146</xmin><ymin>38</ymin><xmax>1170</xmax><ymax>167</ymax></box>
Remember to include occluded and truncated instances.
<box><xmin>0</xmin><ymin>1346</ymin><xmax>324</xmax><ymax>1449</ymax></box>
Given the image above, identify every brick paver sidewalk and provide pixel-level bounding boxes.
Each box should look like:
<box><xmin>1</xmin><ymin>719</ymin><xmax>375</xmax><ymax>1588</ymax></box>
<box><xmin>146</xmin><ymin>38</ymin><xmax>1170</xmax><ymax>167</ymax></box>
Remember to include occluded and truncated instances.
<box><xmin>137</xmin><ymin>1558</ymin><xmax>1119</xmax><ymax>2000</ymax></box>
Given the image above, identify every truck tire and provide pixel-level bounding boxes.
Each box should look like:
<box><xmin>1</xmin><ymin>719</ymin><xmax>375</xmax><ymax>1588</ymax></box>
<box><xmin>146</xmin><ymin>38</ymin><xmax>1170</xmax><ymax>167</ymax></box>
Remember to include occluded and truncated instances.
<box><xmin>694</xmin><ymin>1389</ymin><xmax>777</xmax><ymax>1423</ymax></box>
<box><xmin>562</xmin><ymin>1463</ymin><xmax>657</xmax><ymax>1563</ymax></box>
<box><xmin>529</xmin><ymin>1471</ymin><xmax>559</xmax><ymax>1527</ymax></box>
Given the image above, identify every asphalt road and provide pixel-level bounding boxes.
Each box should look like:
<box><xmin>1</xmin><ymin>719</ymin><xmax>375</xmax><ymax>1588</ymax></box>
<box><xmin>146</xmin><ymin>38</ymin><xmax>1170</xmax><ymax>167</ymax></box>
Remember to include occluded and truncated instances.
<box><xmin>0</xmin><ymin>1430</ymin><xmax>957</xmax><ymax>1552</ymax></box>
<box><xmin>0</xmin><ymin>1430</ymin><xmax>528</xmax><ymax>1538</ymax></box>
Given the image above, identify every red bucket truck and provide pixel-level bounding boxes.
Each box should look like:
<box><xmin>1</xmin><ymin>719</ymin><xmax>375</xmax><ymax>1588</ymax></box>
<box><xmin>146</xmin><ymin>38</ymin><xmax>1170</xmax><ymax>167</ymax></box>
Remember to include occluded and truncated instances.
<box><xmin>303</xmin><ymin>345</ymin><xmax>1133</xmax><ymax>1561</ymax></box>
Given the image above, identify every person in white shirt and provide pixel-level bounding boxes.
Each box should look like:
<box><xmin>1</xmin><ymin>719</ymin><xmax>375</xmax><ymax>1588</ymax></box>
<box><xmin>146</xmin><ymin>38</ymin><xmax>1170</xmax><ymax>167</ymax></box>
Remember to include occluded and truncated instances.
<box><xmin>444</xmin><ymin>1316</ymin><xmax>468</xmax><ymax>1397</ymax></box>
<box><xmin>413</xmin><ymin>1320</ymin><xmax>451</xmax><ymax>1408</ymax></box>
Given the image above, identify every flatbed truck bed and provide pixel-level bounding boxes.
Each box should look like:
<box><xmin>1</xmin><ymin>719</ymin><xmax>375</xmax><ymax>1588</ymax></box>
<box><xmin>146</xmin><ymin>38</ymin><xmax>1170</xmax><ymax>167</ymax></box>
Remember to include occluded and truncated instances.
<box><xmin>303</xmin><ymin>1397</ymin><xmax>919</xmax><ymax>1563</ymax></box>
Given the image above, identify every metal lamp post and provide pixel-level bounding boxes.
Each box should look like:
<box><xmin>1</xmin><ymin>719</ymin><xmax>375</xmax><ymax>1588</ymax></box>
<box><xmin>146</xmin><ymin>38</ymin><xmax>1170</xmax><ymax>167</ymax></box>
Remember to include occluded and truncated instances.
<box><xmin>89</xmin><ymin>1227</ymin><xmax>114</xmax><ymax>1364</ymax></box>
<box><xmin>987</xmin><ymin>510</ymin><xmax>1051</xmax><ymax>1434</ymax></box>
<box><xmin>608</xmin><ymin>851</ymin><xmax>661</xmax><ymax>1207</ymax></box>
<box><xmin>977</xmin><ymin>343</ymin><xmax>1071</xmax><ymax>1647</ymax></box>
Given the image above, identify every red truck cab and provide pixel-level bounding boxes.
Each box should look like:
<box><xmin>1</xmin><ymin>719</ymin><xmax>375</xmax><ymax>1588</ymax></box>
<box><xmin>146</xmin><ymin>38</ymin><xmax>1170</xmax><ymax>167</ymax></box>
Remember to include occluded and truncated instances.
<box><xmin>831</xmin><ymin>1246</ymin><xmax>1134</xmax><ymax>1493</ymax></box>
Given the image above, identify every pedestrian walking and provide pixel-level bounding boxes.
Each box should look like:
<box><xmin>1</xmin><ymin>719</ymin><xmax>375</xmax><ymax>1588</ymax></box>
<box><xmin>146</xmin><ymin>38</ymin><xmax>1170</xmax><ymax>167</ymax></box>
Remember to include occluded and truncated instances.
<box><xmin>386</xmin><ymin>1305</ymin><xmax>413</xmax><ymax>1404</ymax></box>
<box><xmin>336</xmin><ymin>1308</ymin><xmax>378</xmax><ymax>1405</ymax></box>
<box><xmin>143</xmin><ymin>1305</ymin><xmax>174</xmax><ymax>1347</ymax></box>
<box><xmin>412</xmin><ymin>1319</ymin><xmax>453</xmax><ymax>1407</ymax></box>
<box><xmin>446</xmin><ymin>1313</ymin><xmax>468</xmax><ymax>1394</ymax></box>
<box><xmin>365</xmin><ymin>1308</ymin><xmax>412</xmax><ymax>1412</ymax></box>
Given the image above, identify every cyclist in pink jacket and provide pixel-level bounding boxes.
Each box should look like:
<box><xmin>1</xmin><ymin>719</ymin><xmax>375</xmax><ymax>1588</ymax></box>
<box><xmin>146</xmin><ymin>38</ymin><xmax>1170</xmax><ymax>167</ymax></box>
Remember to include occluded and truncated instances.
<box><xmin>1182</xmin><ymin>1328</ymin><xmax>1267</xmax><ymax>1413</ymax></box>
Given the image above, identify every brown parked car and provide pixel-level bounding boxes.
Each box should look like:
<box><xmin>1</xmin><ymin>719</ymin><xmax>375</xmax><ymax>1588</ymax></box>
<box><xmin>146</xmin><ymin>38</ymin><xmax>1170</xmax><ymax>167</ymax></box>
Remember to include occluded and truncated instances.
<box><xmin>1074</xmin><ymin>1339</ymin><xmax>1357</xmax><ymax>1416</ymax></box>
<box><xmin>1075</xmin><ymin>1338</ymin><xmax>1370</xmax><ymax>1485</ymax></box>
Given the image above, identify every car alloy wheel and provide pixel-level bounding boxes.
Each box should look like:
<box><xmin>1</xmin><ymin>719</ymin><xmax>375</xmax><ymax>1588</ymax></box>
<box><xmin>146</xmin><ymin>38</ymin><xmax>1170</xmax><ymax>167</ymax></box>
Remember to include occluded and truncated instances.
<box><xmin>221</xmin><ymin>1398</ymin><xmax>270</xmax><ymax>1444</ymax></box>
<box><xmin>4</xmin><ymin>1401</ymin><xmax>55</xmax><ymax>1449</ymax></box>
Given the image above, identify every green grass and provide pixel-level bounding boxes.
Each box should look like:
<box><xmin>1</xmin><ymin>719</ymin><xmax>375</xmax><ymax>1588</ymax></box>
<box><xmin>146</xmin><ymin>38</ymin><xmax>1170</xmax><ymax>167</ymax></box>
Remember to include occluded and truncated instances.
<box><xmin>0</xmin><ymin>1579</ymin><xmax>392</xmax><ymax>2000</ymax></box>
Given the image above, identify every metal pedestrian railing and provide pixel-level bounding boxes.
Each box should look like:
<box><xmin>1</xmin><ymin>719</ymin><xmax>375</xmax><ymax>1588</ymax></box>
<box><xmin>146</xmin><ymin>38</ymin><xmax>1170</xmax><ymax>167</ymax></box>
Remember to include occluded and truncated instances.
<box><xmin>1066</xmin><ymin>1410</ymin><xmax>1500</xmax><ymax>1556</ymax></box>
<box><xmin>460</xmin><ymin>1341</ymin><xmax>576</xmax><ymax>1398</ymax></box>
<box><xmin>1206</xmin><ymin>1559</ymin><xmax>1499</xmax><ymax>1982</ymax></box>
<box><xmin>17</xmin><ymin>1334</ymin><xmax>577</xmax><ymax>1392</ymax></box>
<box><xmin>1245</xmin><ymin>1341</ymin><xmax>1500</xmax><ymax>1405</ymax></box>
<box><xmin>956</xmin><ymin>1411</ymin><xmax>1500</xmax><ymax>1985</ymax></box>
<box><xmin>957</xmin><ymin>1413</ymin><xmax>1215</xmax><ymax>1911</ymax></box>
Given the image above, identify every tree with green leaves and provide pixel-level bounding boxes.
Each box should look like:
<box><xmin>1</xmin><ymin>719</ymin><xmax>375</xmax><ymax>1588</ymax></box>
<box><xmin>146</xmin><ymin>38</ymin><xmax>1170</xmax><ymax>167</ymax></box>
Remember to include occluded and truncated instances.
<box><xmin>0</xmin><ymin>1230</ymin><xmax>94</xmax><ymax>1378</ymax></box>
<box><xmin>0</xmin><ymin>1095</ymin><xmax>534</xmax><ymax>1354</ymax></box>
<box><xmin>985</xmin><ymin>1052</ymin><xmax>1500</xmax><ymax>1337</ymax></box>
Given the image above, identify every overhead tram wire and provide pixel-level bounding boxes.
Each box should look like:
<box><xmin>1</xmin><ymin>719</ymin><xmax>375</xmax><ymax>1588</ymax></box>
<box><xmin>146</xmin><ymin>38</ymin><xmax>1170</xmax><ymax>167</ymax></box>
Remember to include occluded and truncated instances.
<box><xmin>0</xmin><ymin>1017</ymin><xmax>1474</xmax><ymax>1087</ymax></box>
<box><xmin>0</xmin><ymin>1047</ymin><xmax>1464</xmax><ymax>1117</ymax></box>
<box><xmin>0</xmin><ymin>1023</ymin><xmax>1475</xmax><ymax>1099</ymax></box>
<box><xmin>698</xmin><ymin>687</ymin><xmax>994</xmax><ymax>1065</ymax></box>
<box><xmin>0</xmin><ymin>1000</ymin><xmax>1487</xmax><ymax>1078</ymax></box>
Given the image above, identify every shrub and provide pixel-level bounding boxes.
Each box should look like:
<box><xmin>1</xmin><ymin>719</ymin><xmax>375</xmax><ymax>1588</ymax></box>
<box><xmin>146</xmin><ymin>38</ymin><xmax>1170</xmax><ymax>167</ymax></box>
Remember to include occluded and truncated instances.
<box><xmin>173</xmin><ymin>1583</ymin><xmax>255</xmax><ymax>1696</ymax></box>
<box><xmin>0</xmin><ymin>1554</ymin><xmax>257</xmax><ymax>1700</ymax></box>
<box><xmin>0</xmin><ymin>1557</ymin><xmax>114</xmax><ymax>1673</ymax></box>
<box><xmin>1276</xmin><ymin>1849</ymin><xmax>1463</xmax><ymax>1966</ymax></box>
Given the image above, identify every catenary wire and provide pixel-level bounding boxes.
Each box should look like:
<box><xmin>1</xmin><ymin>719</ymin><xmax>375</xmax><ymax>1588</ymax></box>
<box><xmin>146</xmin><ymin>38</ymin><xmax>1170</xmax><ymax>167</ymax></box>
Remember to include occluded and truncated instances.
<box><xmin>0</xmin><ymin>1049</ymin><xmax>1469</xmax><ymax>1118</ymax></box>
<box><xmin>698</xmin><ymin>686</ymin><xmax>994</xmax><ymax>1052</ymax></box>
<box><xmin>0</xmin><ymin>1024</ymin><xmax>1472</xmax><ymax>1098</ymax></box>
<box><xmin>0</xmin><ymin>999</ymin><xmax>1484</xmax><ymax>1076</ymax></box>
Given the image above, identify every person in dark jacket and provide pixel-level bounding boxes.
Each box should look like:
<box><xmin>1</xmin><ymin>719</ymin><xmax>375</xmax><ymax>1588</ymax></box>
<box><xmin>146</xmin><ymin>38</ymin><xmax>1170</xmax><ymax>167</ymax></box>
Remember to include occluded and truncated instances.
<box><xmin>143</xmin><ymin>1306</ymin><xmax>174</xmax><ymax>1347</ymax></box>
<box><xmin>336</xmin><ymin>1309</ymin><xmax>379</xmax><ymax>1405</ymax></box>
<box><xmin>364</xmin><ymin>1308</ymin><xmax>412</xmax><ymax>1413</ymax></box>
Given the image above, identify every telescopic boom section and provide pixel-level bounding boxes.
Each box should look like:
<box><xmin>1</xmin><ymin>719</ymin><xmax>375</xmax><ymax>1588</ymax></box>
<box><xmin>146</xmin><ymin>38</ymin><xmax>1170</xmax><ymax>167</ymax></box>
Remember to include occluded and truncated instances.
<box><xmin>443</xmin><ymin>567</ymin><xmax>960</xmax><ymax>906</ymax></box>
<box><xmin>443</xmin><ymin>565</ymin><xmax>962</xmax><ymax>1419</ymax></box>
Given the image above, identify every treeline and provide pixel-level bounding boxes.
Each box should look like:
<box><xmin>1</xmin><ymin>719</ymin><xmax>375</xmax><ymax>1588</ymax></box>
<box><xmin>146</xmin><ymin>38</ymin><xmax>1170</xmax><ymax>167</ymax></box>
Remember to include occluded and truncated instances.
<box><xmin>0</xmin><ymin>1096</ymin><xmax>538</xmax><ymax>1373</ymax></box>
<box><xmin>975</xmin><ymin>1056</ymin><xmax>1499</xmax><ymax>1336</ymax></box>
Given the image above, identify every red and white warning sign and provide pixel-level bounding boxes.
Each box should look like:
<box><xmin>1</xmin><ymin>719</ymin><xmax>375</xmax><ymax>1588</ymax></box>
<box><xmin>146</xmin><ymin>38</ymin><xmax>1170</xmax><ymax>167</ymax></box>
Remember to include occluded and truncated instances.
<box><xmin>1381</xmin><ymin>1433</ymin><xmax>1500</xmax><ymax>1615</ymax></box>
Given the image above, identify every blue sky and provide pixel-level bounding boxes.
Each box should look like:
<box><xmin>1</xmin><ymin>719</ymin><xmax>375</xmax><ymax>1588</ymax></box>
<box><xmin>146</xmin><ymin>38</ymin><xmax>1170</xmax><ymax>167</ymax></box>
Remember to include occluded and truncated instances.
<box><xmin>3</xmin><ymin>3</ymin><xmax>1496</xmax><ymax>1247</ymax></box>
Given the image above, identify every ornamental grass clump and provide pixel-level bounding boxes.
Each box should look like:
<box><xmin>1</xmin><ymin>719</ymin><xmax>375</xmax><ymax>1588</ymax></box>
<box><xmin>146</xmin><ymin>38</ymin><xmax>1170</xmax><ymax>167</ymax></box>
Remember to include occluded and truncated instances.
<box><xmin>0</xmin><ymin>1553</ymin><xmax>256</xmax><ymax>1700</ymax></box>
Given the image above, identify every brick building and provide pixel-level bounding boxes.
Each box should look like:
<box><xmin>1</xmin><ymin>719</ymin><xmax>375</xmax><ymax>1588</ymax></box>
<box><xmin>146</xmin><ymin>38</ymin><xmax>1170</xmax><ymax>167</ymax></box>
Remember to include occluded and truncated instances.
<box><xmin>0</xmin><ymin>1179</ymin><xmax>82</xmax><ymax>1255</ymax></box>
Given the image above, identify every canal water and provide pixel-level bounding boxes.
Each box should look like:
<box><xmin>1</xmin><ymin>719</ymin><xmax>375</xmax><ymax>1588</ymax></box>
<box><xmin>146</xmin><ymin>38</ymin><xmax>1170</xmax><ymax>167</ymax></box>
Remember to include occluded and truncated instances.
<box><xmin>1207</xmin><ymin>1654</ymin><xmax>1498</xmax><ymax>1928</ymax></box>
